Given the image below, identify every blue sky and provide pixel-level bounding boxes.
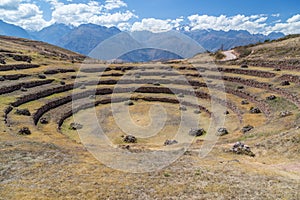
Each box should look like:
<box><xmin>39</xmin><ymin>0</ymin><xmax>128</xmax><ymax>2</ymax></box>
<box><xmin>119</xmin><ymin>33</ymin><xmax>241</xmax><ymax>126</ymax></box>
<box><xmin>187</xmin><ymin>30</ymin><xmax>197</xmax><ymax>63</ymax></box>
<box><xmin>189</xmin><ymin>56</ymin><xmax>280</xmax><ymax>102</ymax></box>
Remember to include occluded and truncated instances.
<box><xmin>0</xmin><ymin>0</ymin><xmax>299</xmax><ymax>34</ymax></box>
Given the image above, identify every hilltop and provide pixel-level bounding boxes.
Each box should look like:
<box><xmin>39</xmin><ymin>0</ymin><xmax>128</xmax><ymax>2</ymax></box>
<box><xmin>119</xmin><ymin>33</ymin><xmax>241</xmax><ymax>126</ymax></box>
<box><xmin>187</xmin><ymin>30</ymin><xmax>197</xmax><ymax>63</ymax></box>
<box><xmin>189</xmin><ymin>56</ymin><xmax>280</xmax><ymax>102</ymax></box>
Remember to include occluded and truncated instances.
<box><xmin>0</xmin><ymin>35</ymin><xmax>299</xmax><ymax>199</ymax></box>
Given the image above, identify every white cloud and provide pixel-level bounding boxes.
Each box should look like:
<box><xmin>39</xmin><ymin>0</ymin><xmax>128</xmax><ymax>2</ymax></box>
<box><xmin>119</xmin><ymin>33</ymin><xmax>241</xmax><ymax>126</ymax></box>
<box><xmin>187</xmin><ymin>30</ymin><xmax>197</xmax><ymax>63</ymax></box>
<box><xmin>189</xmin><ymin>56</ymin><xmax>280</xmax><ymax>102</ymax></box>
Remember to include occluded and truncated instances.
<box><xmin>188</xmin><ymin>14</ymin><xmax>268</xmax><ymax>34</ymax></box>
<box><xmin>0</xmin><ymin>0</ymin><xmax>21</xmax><ymax>10</ymax></box>
<box><xmin>131</xmin><ymin>18</ymin><xmax>183</xmax><ymax>33</ymax></box>
<box><xmin>267</xmin><ymin>14</ymin><xmax>300</xmax><ymax>34</ymax></box>
<box><xmin>104</xmin><ymin>0</ymin><xmax>127</xmax><ymax>10</ymax></box>
<box><xmin>51</xmin><ymin>1</ymin><xmax>135</xmax><ymax>27</ymax></box>
<box><xmin>0</xmin><ymin>3</ymin><xmax>49</xmax><ymax>30</ymax></box>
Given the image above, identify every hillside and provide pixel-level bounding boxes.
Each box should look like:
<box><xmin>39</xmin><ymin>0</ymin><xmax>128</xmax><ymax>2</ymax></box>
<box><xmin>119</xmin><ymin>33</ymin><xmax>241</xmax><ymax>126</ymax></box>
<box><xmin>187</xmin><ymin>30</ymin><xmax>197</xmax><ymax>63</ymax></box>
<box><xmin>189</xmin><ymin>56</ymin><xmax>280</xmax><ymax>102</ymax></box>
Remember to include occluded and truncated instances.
<box><xmin>0</xmin><ymin>36</ymin><xmax>299</xmax><ymax>199</ymax></box>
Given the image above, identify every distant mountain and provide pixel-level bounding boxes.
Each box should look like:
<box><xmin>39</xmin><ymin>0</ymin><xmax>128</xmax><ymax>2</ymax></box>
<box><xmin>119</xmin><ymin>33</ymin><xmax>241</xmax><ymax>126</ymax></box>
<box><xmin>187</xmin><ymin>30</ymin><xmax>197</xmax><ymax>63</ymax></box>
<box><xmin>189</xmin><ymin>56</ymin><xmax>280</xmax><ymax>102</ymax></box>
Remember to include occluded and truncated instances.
<box><xmin>0</xmin><ymin>21</ymin><xmax>286</xmax><ymax>59</ymax></box>
<box><xmin>0</xmin><ymin>20</ymin><xmax>31</xmax><ymax>39</ymax></box>
<box><xmin>119</xmin><ymin>48</ymin><xmax>183</xmax><ymax>62</ymax></box>
<box><xmin>184</xmin><ymin>29</ymin><xmax>285</xmax><ymax>52</ymax></box>
<box><xmin>30</xmin><ymin>23</ymin><xmax>72</xmax><ymax>45</ymax></box>
<box><xmin>57</xmin><ymin>24</ymin><xmax>121</xmax><ymax>55</ymax></box>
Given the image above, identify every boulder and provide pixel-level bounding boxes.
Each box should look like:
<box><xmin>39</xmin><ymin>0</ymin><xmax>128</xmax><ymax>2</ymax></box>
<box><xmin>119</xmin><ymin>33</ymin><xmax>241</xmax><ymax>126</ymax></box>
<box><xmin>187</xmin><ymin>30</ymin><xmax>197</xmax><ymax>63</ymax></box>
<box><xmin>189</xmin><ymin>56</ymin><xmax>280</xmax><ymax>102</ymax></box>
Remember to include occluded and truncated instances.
<box><xmin>237</xmin><ymin>86</ymin><xmax>244</xmax><ymax>90</ymax></box>
<box><xmin>280</xmin><ymin>81</ymin><xmax>290</xmax><ymax>86</ymax></box>
<box><xmin>241</xmin><ymin>65</ymin><xmax>248</xmax><ymax>68</ymax></box>
<box><xmin>230</xmin><ymin>141</ymin><xmax>255</xmax><ymax>157</ymax></box>
<box><xmin>241</xmin><ymin>100</ymin><xmax>249</xmax><ymax>105</ymax></box>
<box><xmin>217</xmin><ymin>128</ymin><xmax>228</xmax><ymax>136</ymax></box>
<box><xmin>20</xmin><ymin>87</ymin><xmax>28</xmax><ymax>92</ymax></box>
<box><xmin>241</xmin><ymin>125</ymin><xmax>254</xmax><ymax>134</ymax></box>
<box><xmin>153</xmin><ymin>82</ymin><xmax>160</xmax><ymax>86</ymax></box>
<box><xmin>69</xmin><ymin>122</ymin><xmax>83</xmax><ymax>130</ymax></box>
<box><xmin>280</xmin><ymin>111</ymin><xmax>292</xmax><ymax>117</ymax></box>
<box><xmin>38</xmin><ymin>74</ymin><xmax>47</xmax><ymax>79</ymax></box>
<box><xmin>224</xmin><ymin>110</ymin><xmax>230</xmax><ymax>115</ymax></box>
<box><xmin>40</xmin><ymin>117</ymin><xmax>49</xmax><ymax>124</ymax></box>
<box><xmin>189</xmin><ymin>128</ymin><xmax>206</xmax><ymax>137</ymax></box>
<box><xmin>179</xmin><ymin>105</ymin><xmax>187</xmax><ymax>111</ymax></box>
<box><xmin>18</xmin><ymin>127</ymin><xmax>31</xmax><ymax>135</ymax></box>
<box><xmin>164</xmin><ymin>140</ymin><xmax>178</xmax><ymax>146</ymax></box>
<box><xmin>266</xmin><ymin>95</ymin><xmax>276</xmax><ymax>100</ymax></box>
<box><xmin>0</xmin><ymin>76</ymin><xmax>5</xmax><ymax>81</ymax></box>
<box><xmin>194</xmin><ymin>110</ymin><xmax>201</xmax><ymax>114</ymax></box>
<box><xmin>250</xmin><ymin>107</ymin><xmax>261</xmax><ymax>114</ymax></box>
<box><xmin>15</xmin><ymin>109</ymin><xmax>31</xmax><ymax>116</ymax></box>
<box><xmin>124</xmin><ymin>100</ymin><xmax>134</xmax><ymax>106</ymax></box>
<box><xmin>123</xmin><ymin>135</ymin><xmax>137</xmax><ymax>143</ymax></box>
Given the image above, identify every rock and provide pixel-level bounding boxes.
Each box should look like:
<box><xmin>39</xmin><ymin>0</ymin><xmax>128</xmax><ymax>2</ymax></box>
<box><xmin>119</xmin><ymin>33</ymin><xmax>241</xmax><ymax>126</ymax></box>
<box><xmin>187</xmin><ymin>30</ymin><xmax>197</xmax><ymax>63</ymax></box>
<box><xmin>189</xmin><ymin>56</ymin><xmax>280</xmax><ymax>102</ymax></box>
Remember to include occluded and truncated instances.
<box><xmin>164</xmin><ymin>140</ymin><xmax>178</xmax><ymax>146</ymax></box>
<box><xmin>273</xmin><ymin>68</ymin><xmax>281</xmax><ymax>71</ymax></box>
<box><xmin>79</xmin><ymin>84</ymin><xmax>86</xmax><ymax>89</ymax></box>
<box><xmin>20</xmin><ymin>87</ymin><xmax>27</xmax><ymax>92</ymax></box>
<box><xmin>250</xmin><ymin>107</ymin><xmax>261</xmax><ymax>114</ymax></box>
<box><xmin>189</xmin><ymin>128</ymin><xmax>206</xmax><ymax>137</ymax></box>
<box><xmin>38</xmin><ymin>74</ymin><xmax>47</xmax><ymax>79</ymax></box>
<box><xmin>40</xmin><ymin>117</ymin><xmax>49</xmax><ymax>124</ymax></box>
<box><xmin>0</xmin><ymin>59</ymin><xmax>6</xmax><ymax>64</ymax></box>
<box><xmin>230</xmin><ymin>141</ymin><xmax>255</xmax><ymax>157</ymax></box>
<box><xmin>237</xmin><ymin>86</ymin><xmax>244</xmax><ymax>90</ymax></box>
<box><xmin>266</xmin><ymin>95</ymin><xmax>276</xmax><ymax>100</ymax></box>
<box><xmin>15</xmin><ymin>109</ymin><xmax>31</xmax><ymax>116</ymax></box>
<box><xmin>241</xmin><ymin>65</ymin><xmax>248</xmax><ymax>68</ymax></box>
<box><xmin>124</xmin><ymin>100</ymin><xmax>134</xmax><ymax>106</ymax></box>
<box><xmin>135</xmin><ymin>74</ymin><xmax>141</xmax><ymax>78</ymax></box>
<box><xmin>194</xmin><ymin>110</ymin><xmax>201</xmax><ymax>114</ymax></box>
<box><xmin>242</xmin><ymin>125</ymin><xmax>254</xmax><ymax>134</ymax></box>
<box><xmin>224</xmin><ymin>110</ymin><xmax>230</xmax><ymax>115</ymax></box>
<box><xmin>123</xmin><ymin>135</ymin><xmax>137</xmax><ymax>143</ymax></box>
<box><xmin>217</xmin><ymin>128</ymin><xmax>228</xmax><ymax>136</ymax></box>
<box><xmin>69</xmin><ymin>122</ymin><xmax>83</xmax><ymax>130</ymax></box>
<box><xmin>60</xmin><ymin>81</ymin><xmax>66</xmax><ymax>85</ymax></box>
<box><xmin>179</xmin><ymin>105</ymin><xmax>187</xmax><ymax>111</ymax></box>
<box><xmin>0</xmin><ymin>76</ymin><xmax>5</xmax><ymax>81</ymax></box>
<box><xmin>161</xmin><ymin>75</ymin><xmax>166</xmax><ymax>78</ymax></box>
<box><xmin>153</xmin><ymin>82</ymin><xmax>160</xmax><ymax>86</ymax></box>
<box><xmin>18</xmin><ymin>127</ymin><xmax>31</xmax><ymax>135</ymax></box>
<box><xmin>89</xmin><ymin>95</ymin><xmax>96</xmax><ymax>99</ymax></box>
<box><xmin>178</xmin><ymin>93</ymin><xmax>184</xmax><ymax>98</ymax></box>
<box><xmin>281</xmin><ymin>81</ymin><xmax>290</xmax><ymax>86</ymax></box>
<box><xmin>241</xmin><ymin>100</ymin><xmax>249</xmax><ymax>105</ymax></box>
<box><xmin>280</xmin><ymin>111</ymin><xmax>292</xmax><ymax>117</ymax></box>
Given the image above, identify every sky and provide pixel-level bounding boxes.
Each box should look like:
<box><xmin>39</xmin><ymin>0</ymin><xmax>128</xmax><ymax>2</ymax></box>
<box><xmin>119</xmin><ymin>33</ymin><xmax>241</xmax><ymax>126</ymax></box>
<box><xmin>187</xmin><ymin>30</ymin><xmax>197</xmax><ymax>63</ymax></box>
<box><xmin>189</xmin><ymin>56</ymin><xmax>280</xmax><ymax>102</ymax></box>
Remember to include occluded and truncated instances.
<box><xmin>0</xmin><ymin>0</ymin><xmax>299</xmax><ymax>35</ymax></box>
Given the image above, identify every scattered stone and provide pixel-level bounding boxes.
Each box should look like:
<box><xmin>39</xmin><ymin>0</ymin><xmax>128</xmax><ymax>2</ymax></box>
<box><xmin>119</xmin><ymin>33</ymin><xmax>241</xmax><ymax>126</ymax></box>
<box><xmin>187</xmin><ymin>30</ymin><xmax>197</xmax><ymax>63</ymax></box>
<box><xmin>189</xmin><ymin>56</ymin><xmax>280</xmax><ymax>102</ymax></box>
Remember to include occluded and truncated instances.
<box><xmin>217</xmin><ymin>128</ymin><xmax>228</xmax><ymax>136</ymax></box>
<box><xmin>161</xmin><ymin>75</ymin><xmax>166</xmax><ymax>78</ymax></box>
<box><xmin>38</xmin><ymin>74</ymin><xmax>47</xmax><ymax>79</ymax></box>
<box><xmin>123</xmin><ymin>135</ymin><xmax>137</xmax><ymax>143</ymax></box>
<box><xmin>194</xmin><ymin>110</ymin><xmax>201</xmax><ymax>114</ymax></box>
<box><xmin>0</xmin><ymin>59</ymin><xmax>6</xmax><ymax>64</ymax></box>
<box><xmin>273</xmin><ymin>68</ymin><xmax>281</xmax><ymax>71</ymax></box>
<box><xmin>199</xmin><ymin>69</ymin><xmax>206</xmax><ymax>73</ymax></box>
<box><xmin>281</xmin><ymin>81</ymin><xmax>290</xmax><ymax>86</ymax></box>
<box><xmin>237</xmin><ymin>86</ymin><xmax>244</xmax><ymax>90</ymax></box>
<box><xmin>241</xmin><ymin>100</ymin><xmax>249</xmax><ymax>105</ymax></box>
<box><xmin>250</xmin><ymin>107</ymin><xmax>261</xmax><ymax>114</ymax></box>
<box><xmin>0</xmin><ymin>76</ymin><xmax>5</xmax><ymax>81</ymax></box>
<box><xmin>135</xmin><ymin>74</ymin><xmax>141</xmax><ymax>78</ymax></box>
<box><xmin>266</xmin><ymin>95</ymin><xmax>277</xmax><ymax>100</ymax></box>
<box><xmin>189</xmin><ymin>128</ymin><xmax>206</xmax><ymax>137</ymax></box>
<box><xmin>89</xmin><ymin>95</ymin><xmax>96</xmax><ymax>100</ymax></box>
<box><xmin>280</xmin><ymin>111</ymin><xmax>292</xmax><ymax>117</ymax></box>
<box><xmin>20</xmin><ymin>87</ymin><xmax>27</xmax><ymax>92</ymax></box>
<box><xmin>241</xmin><ymin>125</ymin><xmax>254</xmax><ymax>134</ymax></box>
<box><xmin>18</xmin><ymin>127</ymin><xmax>31</xmax><ymax>135</ymax></box>
<box><xmin>15</xmin><ymin>109</ymin><xmax>31</xmax><ymax>116</ymax></box>
<box><xmin>178</xmin><ymin>93</ymin><xmax>184</xmax><ymax>98</ymax></box>
<box><xmin>224</xmin><ymin>110</ymin><xmax>230</xmax><ymax>115</ymax></box>
<box><xmin>179</xmin><ymin>105</ymin><xmax>187</xmax><ymax>111</ymax></box>
<box><xmin>60</xmin><ymin>81</ymin><xmax>66</xmax><ymax>85</ymax></box>
<box><xmin>230</xmin><ymin>141</ymin><xmax>255</xmax><ymax>157</ymax></box>
<box><xmin>79</xmin><ymin>84</ymin><xmax>86</xmax><ymax>89</ymax></box>
<box><xmin>241</xmin><ymin>65</ymin><xmax>248</xmax><ymax>68</ymax></box>
<box><xmin>164</xmin><ymin>140</ymin><xmax>178</xmax><ymax>146</ymax></box>
<box><xmin>124</xmin><ymin>100</ymin><xmax>134</xmax><ymax>106</ymax></box>
<box><xmin>40</xmin><ymin>117</ymin><xmax>49</xmax><ymax>124</ymax></box>
<box><xmin>69</xmin><ymin>122</ymin><xmax>83</xmax><ymax>130</ymax></box>
<box><xmin>153</xmin><ymin>82</ymin><xmax>160</xmax><ymax>86</ymax></box>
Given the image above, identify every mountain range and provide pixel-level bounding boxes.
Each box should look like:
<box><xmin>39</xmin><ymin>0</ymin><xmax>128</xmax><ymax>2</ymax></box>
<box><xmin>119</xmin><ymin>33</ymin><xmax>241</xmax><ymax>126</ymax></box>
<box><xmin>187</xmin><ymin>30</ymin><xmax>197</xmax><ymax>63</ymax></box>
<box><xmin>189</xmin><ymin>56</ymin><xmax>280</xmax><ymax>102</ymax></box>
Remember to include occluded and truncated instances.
<box><xmin>0</xmin><ymin>20</ymin><xmax>285</xmax><ymax>60</ymax></box>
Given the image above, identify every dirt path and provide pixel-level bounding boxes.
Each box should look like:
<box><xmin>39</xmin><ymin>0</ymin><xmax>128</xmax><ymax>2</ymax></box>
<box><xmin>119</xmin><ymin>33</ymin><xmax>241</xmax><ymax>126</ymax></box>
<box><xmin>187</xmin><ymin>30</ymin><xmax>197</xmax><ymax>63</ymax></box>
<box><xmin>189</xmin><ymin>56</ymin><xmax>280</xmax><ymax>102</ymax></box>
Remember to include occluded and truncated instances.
<box><xmin>222</xmin><ymin>50</ymin><xmax>237</xmax><ymax>61</ymax></box>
